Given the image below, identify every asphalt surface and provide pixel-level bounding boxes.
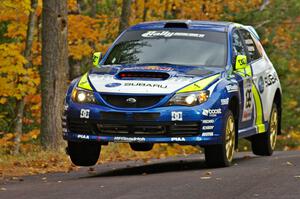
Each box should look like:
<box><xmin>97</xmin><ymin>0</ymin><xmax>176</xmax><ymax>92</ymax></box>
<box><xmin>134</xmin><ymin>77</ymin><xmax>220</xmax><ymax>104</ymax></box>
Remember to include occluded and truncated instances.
<box><xmin>1</xmin><ymin>151</ymin><xmax>300</xmax><ymax>199</ymax></box>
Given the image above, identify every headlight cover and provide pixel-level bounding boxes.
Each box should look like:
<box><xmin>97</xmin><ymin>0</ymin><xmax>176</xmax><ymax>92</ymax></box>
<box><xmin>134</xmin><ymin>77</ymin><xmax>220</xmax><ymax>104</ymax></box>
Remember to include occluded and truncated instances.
<box><xmin>71</xmin><ymin>87</ymin><xmax>97</xmax><ymax>104</ymax></box>
<box><xmin>167</xmin><ymin>90</ymin><xmax>210</xmax><ymax>106</ymax></box>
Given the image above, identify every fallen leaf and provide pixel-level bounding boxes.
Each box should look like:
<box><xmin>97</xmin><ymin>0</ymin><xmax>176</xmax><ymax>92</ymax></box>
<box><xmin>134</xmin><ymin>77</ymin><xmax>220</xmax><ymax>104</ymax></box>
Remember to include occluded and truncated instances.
<box><xmin>205</xmin><ymin>171</ymin><xmax>212</xmax><ymax>176</ymax></box>
<box><xmin>243</xmin><ymin>155</ymin><xmax>251</xmax><ymax>159</ymax></box>
<box><xmin>200</xmin><ymin>176</ymin><xmax>211</xmax><ymax>180</ymax></box>
<box><xmin>0</xmin><ymin>187</ymin><xmax>7</xmax><ymax>191</ymax></box>
<box><xmin>286</xmin><ymin>161</ymin><xmax>294</xmax><ymax>166</ymax></box>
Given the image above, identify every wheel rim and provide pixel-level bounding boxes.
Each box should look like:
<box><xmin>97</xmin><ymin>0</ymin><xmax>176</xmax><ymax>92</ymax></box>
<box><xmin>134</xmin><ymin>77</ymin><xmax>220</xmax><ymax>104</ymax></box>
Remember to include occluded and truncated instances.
<box><xmin>270</xmin><ymin>108</ymin><xmax>278</xmax><ymax>150</ymax></box>
<box><xmin>225</xmin><ymin>115</ymin><xmax>235</xmax><ymax>162</ymax></box>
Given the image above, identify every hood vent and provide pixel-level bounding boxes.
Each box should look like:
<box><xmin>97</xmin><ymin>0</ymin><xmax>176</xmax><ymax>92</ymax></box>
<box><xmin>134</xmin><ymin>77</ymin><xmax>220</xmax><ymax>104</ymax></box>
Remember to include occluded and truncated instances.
<box><xmin>116</xmin><ymin>71</ymin><xmax>170</xmax><ymax>80</ymax></box>
<box><xmin>164</xmin><ymin>22</ymin><xmax>188</xmax><ymax>29</ymax></box>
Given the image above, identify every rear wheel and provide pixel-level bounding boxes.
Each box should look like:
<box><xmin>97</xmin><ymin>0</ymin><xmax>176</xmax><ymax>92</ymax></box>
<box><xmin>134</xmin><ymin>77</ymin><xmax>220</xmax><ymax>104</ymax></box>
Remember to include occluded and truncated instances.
<box><xmin>204</xmin><ymin>110</ymin><xmax>236</xmax><ymax>167</ymax></box>
<box><xmin>67</xmin><ymin>141</ymin><xmax>101</xmax><ymax>166</ymax></box>
<box><xmin>251</xmin><ymin>103</ymin><xmax>278</xmax><ymax>156</ymax></box>
<box><xmin>130</xmin><ymin>143</ymin><xmax>153</xmax><ymax>151</ymax></box>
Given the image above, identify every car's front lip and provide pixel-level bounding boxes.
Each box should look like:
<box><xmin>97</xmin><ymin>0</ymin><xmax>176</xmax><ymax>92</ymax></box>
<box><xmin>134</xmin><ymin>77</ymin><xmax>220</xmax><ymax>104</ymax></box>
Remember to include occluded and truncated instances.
<box><xmin>63</xmin><ymin>131</ymin><xmax>222</xmax><ymax>145</ymax></box>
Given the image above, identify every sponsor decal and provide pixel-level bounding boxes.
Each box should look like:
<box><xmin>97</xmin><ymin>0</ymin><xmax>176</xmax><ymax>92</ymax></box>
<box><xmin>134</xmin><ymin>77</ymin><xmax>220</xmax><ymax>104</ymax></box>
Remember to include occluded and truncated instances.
<box><xmin>124</xmin><ymin>82</ymin><xmax>167</xmax><ymax>88</ymax></box>
<box><xmin>141</xmin><ymin>31</ymin><xmax>205</xmax><ymax>38</ymax></box>
<box><xmin>105</xmin><ymin>83</ymin><xmax>122</xmax><ymax>88</ymax></box>
<box><xmin>202</xmin><ymin>126</ymin><xmax>214</xmax><ymax>130</ymax></box>
<box><xmin>258</xmin><ymin>76</ymin><xmax>264</xmax><ymax>93</ymax></box>
<box><xmin>171</xmin><ymin>137</ymin><xmax>186</xmax><ymax>142</ymax></box>
<box><xmin>265</xmin><ymin>72</ymin><xmax>277</xmax><ymax>87</ymax></box>
<box><xmin>77</xmin><ymin>134</ymin><xmax>89</xmax><ymax>139</ymax></box>
<box><xmin>226</xmin><ymin>84</ymin><xmax>239</xmax><ymax>93</ymax></box>
<box><xmin>114</xmin><ymin>137</ymin><xmax>146</xmax><ymax>142</ymax></box>
<box><xmin>80</xmin><ymin>109</ymin><xmax>90</xmax><ymax>119</ymax></box>
<box><xmin>64</xmin><ymin>104</ymin><xmax>69</xmax><ymax>111</ymax></box>
<box><xmin>171</xmin><ymin>111</ymin><xmax>183</xmax><ymax>121</ymax></box>
<box><xmin>202</xmin><ymin>132</ymin><xmax>214</xmax><ymax>136</ymax></box>
<box><xmin>202</xmin><ymin>108</ymin><xmax>222</xmax><ymax>117</ymax></box>
<box><xmin>221</xmin><ymin>98</ymin><xmax>229</xmax><ymax>105</ymax></box>
<box><xmin>202</xmin><ymin>119</ymin><xmax>214</xmax><ymax>124</ymax></box>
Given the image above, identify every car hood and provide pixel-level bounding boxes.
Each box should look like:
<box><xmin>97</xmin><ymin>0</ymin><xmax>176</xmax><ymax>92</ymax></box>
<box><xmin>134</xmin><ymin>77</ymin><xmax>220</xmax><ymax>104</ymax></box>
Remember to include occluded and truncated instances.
<box><xmin>88</xmin><ymin>64</ymin><xmax>224</xmax><ymax>94</ymax></box>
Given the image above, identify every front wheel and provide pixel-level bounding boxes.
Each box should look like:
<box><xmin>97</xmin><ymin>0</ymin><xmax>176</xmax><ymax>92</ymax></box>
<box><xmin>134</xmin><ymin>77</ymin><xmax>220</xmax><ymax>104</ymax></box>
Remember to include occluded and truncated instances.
<box><xmin>67</xmin><ymin>141</ymin><xmax>101</xmax><ymax>166</ymax></box>
<box><xmin>204</xmin><ymin>110</ymin><xmax>236</xmax><ymax>167</ymax></box>
<box><xmin>251</xmin><ymin>103</ymin><xmax>278</xmax><ymax>156</ymax></box>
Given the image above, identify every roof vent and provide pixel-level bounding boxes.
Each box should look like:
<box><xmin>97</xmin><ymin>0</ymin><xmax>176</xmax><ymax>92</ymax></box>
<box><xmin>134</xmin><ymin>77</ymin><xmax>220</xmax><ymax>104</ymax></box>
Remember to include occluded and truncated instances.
<box><xmin>164</xmin><ymin>22</ymin><xmax>188</xmax><ymax>29</ymax></box>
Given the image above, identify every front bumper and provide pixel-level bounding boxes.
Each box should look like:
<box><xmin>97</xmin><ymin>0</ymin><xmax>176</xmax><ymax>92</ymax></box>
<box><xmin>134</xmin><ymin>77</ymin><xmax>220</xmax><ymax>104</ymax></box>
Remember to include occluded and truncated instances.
<box><xmin>63</xmin><ymin>131</ymin><xmax>222</xmax><ymax>145</ymax></box>
<box><xmin>62</xmin><ymin>99</ymin><xmax>224</xmax><ymax>146</ymax></box>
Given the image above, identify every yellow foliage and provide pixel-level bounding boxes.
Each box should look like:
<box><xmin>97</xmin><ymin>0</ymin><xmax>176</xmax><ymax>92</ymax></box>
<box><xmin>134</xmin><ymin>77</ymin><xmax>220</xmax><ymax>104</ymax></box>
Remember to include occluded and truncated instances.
<box><xmin>21</xmin><ymin>129</ymin><xmax>40</xmax><ymax>142</ymax></box>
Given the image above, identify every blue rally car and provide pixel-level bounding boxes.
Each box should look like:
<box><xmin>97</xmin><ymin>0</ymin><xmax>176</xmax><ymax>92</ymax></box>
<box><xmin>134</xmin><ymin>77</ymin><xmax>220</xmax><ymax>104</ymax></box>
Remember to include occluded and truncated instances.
<box><xmin>63</xmin><ymin>20</ymin><xmax>282</xmax><ymax>167</ymax></box>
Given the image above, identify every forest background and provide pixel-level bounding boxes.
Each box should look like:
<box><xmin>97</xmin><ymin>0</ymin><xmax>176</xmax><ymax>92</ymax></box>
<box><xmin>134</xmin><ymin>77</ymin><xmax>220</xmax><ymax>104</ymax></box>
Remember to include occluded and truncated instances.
<box><xmin>0</xmin><ymin>0</ymin><xmax>299</xmax><ymax>176</ymax></box>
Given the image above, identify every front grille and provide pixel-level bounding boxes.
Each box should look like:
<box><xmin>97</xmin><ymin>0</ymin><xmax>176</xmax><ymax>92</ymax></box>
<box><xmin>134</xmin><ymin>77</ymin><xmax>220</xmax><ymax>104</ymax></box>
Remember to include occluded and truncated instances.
<box><xmin>101</xmin><ymin>95</ymin><xmax>165</xmax><ymax>108</ymax></box>
<box><xmin>100</xmin><ymin>112</ymin><xmax>160</xmax><ymax>121</ymax></box>
<box><xmin>67</xmin><ymin>119</ymin><xmax>97</xmax><ymax>134</ymax></box>
<box><xmin>100</xmin><ymin>112</ymin><xmax>127</xmax><ymax>120</ymax></box>
<box><xmin>132</xmin><ymin>113</ymin><xmax>160</xmax><ymax>121</ymax></box>
<box><xmin>97</xmin><ymin>122</ymin><xmax>201</xmax><ymax>136</ymax></box>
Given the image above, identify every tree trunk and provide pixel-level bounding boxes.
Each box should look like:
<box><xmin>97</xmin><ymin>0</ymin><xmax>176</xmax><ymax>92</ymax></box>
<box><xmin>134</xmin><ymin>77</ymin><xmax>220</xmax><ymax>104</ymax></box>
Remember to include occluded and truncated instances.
<box><xmin>90</xmin><ymin>0</ymin><xmax>97</xmax><ymax>17</ymax></box>
<box><xmin>13</xmin><ymin>0</ymin><xmax>38</xmax><ymax>154</ymax></box>
<box><xmin>164</xmin><ymin>0</ymin><xmax>169</xmax><ymax>19</ymax></box>
<box><xmin>13</xmin><ymin>99</ymin><xmax>25</xmax><ymax>154</ymax></box>
<box><xmin>142</xmin><ymin>0</ymin><xmax>148</xmax><ymax>21</ymax></box>
<box><xmin>118</xmin><ymin>0</ymin><xmax>132</xmax><ymax>35</ymax></box>
<box><xmin>41</xmin><ymin>0</ymin><xmax>69</xmax><ymax>150</ymax></box>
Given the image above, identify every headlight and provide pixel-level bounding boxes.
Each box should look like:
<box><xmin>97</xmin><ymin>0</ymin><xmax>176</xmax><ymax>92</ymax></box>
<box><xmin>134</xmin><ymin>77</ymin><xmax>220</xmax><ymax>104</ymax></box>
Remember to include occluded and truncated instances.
<box><xmin>168</xmin><ymin>90</ymin><xmax>210</xmax><ymax>106</ymax></box>
<box><xmin>71</xmin><ymin>88</ymin><xmax>97</xmax><ymax>104</ymax></box>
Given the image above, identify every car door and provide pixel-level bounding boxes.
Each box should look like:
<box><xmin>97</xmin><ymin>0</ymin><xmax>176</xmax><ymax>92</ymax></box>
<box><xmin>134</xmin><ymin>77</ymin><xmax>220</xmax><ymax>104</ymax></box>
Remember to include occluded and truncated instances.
<box><xmin>239</xmin><ymin>29</ymin><xmax>270</xmax><ymax>133</ymax></box>
<box><xmin>231</xmin><ymin>29</ymin><xmax>255</xmax><ymax>130</ymax></box>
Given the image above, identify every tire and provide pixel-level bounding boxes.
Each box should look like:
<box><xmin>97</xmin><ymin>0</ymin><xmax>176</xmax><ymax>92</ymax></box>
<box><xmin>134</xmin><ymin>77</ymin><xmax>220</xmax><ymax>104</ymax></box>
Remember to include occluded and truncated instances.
<box><xmin>130</xmin><ymin>143</ymin><xmax>153</xmax><ymax>151</ymax></box>
<box><xmin>204</xmin><ymin>110</ymin><xmax>236</xmax><ymax>167</ymax></box>
<box><xmin>251</xmin><ymin>103</ymin><xmax>278</xmax><ymax>156</ymax></box>
<box><xmin>67</xmin><ymin>141</ymin><xmax>101</xmax><ymax>166</ymax></box>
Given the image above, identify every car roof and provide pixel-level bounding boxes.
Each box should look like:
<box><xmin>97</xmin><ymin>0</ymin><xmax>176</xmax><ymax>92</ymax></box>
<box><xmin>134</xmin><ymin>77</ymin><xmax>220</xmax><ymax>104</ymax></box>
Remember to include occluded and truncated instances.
<box><xmin>128</xmin><ymin>20</ymin><xmax>235</xmax><ymax>32</ymax></box>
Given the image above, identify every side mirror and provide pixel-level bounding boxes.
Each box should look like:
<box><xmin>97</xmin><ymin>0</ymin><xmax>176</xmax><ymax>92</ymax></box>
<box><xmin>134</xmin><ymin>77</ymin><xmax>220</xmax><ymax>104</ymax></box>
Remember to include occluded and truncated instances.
<box><xmin>92</xmin><ymin>52</ymin><xmax>102</xmax><ymax>66</ymax></box>
<box><xmin>235</xmin><ymin>55</ymin><xmax>247</xmax><ymax>70</ymax></box>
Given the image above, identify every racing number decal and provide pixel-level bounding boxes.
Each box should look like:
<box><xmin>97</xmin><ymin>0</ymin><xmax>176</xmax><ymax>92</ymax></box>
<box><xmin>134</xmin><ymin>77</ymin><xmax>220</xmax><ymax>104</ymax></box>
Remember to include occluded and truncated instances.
<box><xmin>245</xmin><ymin>88</ymin><xmax>252</xmax><ymax>109</ymax></box>
<box><xmin>242</xmin><ymin>78</ymin><xmax>253</xmax><ymax>122</ymax></box>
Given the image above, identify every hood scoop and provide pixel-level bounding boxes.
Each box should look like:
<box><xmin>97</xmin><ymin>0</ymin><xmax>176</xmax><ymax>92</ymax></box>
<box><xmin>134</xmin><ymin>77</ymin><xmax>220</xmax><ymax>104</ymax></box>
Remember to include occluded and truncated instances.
<box><xmin>116</xmin><ymin>71</ymin><xmax>170</xmax><ymax>80</ymax></box>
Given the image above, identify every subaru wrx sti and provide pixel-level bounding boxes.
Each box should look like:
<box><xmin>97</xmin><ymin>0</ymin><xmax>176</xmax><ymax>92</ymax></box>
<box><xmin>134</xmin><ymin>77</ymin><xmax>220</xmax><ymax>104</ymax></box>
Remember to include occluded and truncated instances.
<box><xmin>63</xmin><ymin>21</ymin><xmax>282</xmax><ymax>167</ymax></box>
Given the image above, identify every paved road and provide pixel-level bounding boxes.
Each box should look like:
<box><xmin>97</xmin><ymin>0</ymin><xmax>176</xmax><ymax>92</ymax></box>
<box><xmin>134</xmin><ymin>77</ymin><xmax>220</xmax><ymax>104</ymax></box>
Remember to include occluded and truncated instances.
<box><xmin>1</xmin><ymin>151</ymin><xmax>300</xmax><ymax>199</ymax></box>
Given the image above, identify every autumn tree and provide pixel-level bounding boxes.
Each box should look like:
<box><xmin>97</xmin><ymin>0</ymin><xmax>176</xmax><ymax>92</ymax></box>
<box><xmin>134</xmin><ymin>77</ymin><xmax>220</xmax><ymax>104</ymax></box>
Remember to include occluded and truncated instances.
<box><xmin>41</xmin><ymin>0</ymin><xmax>69</xmax><ymax>149</ymax></box>
<box><xmin>0</xmin><ymin>0</ymin><xmax>40</xmax><ymax>154</ymax></box>
<box><xmin>13</xmin><ymin>0</ymin><xmax>38</xmax><ymax>154</ymax></box>
<box><xmin>119</xmin><ymin>0</ymin><xmax>132</xmax><ymax>34</ymax></box>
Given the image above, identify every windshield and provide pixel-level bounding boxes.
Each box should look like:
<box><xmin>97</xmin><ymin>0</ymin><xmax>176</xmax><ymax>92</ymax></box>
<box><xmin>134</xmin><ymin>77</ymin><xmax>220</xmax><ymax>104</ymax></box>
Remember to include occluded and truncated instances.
<box><xmin>104</xmin><ymin>30</ymin><xmax>227</xmax><ymax>67</ymax></box>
